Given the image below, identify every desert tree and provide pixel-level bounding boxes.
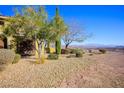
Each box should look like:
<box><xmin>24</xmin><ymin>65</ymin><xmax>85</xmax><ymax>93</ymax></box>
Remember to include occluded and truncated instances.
<box><xmin>22</xmin><ymin>6</ymin><xmax>56</xmax><ymax>63</ymax></box>
<box><xmin>62</xmin><ymin>20</ymin><xmax>89</xmax><ymax>49</ymax></box>
<box><xmin>4</xmin><ymin>6</ymin><xmax>54</xmax><ymax>63</ymax></box>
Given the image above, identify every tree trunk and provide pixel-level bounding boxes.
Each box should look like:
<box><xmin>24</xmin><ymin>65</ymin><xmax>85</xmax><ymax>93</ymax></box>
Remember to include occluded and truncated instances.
<box><xmin>65</xmin><ymin>44</ymin><xmax>69</xmax><ymax>49</ymax></box>
<box><xmin>41</xmin><ymin>42</ymin><xmax>45</xmax><ymax>64</ymax></box>
<box><xmin>47</xmin><ymin>40</ymin><xmax>50</xmax><ymax>53</ymax></box>
<box><xmin>38</xmin><ymin>44</ymin><xmax>42</xmax><ymax>64</ymax></box>
<box><xmin>37</xmin><ymin>42</ymin><xmax>45</xmax><ymax>64</ymax></box>
<box><xmin>35</xmin><ymin>40</ymin><xmax>39</xmax><ymax>63</ymax></box>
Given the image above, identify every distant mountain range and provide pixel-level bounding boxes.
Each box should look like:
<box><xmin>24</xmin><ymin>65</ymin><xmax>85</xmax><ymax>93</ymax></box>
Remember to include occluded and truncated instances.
<box><xmin>115</xmin><ymin>46</ymin><xmax>124</xmax><ymax>48</ymax></box>
<box><xmin>69</xmin><ymin>44</ymin><xmax>124</xmax><ymax>49</ymax></box>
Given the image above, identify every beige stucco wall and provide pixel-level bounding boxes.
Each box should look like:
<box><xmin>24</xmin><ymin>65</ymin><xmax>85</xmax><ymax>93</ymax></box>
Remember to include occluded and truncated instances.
<box><xmin>0</xmin><ymin>16</ymin><xmax>12</xmax><ymax>48</ymax></box>
<box><xmin>0</xmin><ymin>25</ymin><xmax>3</xmax><ymax>34</ymax></box>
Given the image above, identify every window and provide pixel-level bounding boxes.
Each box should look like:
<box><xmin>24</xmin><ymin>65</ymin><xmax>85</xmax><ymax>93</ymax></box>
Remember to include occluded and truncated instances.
<box><xmin>0</xmin><ymin>21</ymin><xmax>4</xmax><ymax>25</ymax></box>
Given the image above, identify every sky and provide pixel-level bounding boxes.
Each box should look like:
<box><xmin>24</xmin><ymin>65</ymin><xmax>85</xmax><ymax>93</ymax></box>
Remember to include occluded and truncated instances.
<box><xmin>0</xmin><ymin>5</ymin><xmax>124</xmax><ymax>46</ymax></box>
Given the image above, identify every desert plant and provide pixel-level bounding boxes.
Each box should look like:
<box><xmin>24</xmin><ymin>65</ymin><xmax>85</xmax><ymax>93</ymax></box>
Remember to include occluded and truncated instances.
<box><xmin>70</xmin><ymin>49</ymin><xmax>77</xmax><ymax>54</ymax></box>
<box><xmin>0</xmin><ymin>49</ymin><xmax>15</xmax><ymax>64</ymax></box>
<box><xmin>12</xmin><ymin>54</ymin><xmax>21</xmax><ymax>64</ymax></box>
<box><xmin>70</xmin><ymin>48</ymin><xmax>84</xmax><ymax>54</ymax></box>
<box><xmin>56</xmin><ymin>39</ymin><xmax>61</xmax><ymax>54</ymax></box>
<box><xmin>62</xmin><ymin>19</ymin><xmax>90</xmax><ymax>49</ymax></box>
<box><xmin>99</xmin><ymin>49</ymin><xmax>106</xmax><ymax>54</ymax></box>
<box><xmin>76</xmin><ymin>51</ymin><xmax>83</xmax><ymax>57</ymax></box>
<box><xmin>50</xmin><ymin>7</ymin><xmax>67</xmax><ymax>55</ymax></box>
<box><xmin>47</xmin><ymin>54</ymin><xmax>58</xmax><ymax>60</ymax></box>
<box><xmin>0</xmin><ymin>49</ymin><xmax>15</xmax><ymax>71</ymax></box>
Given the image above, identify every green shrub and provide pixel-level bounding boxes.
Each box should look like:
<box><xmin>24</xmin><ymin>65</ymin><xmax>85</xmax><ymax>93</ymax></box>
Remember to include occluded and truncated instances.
<box><xmin>70</xmin><ymin>49</ymin><xmax>77</xmax><ymax>54</ymax></box>
<box><xmin>76</xmin><ymin>51</ymin><xmax>83</xmax><ymax>57</ymax></box>
<box><xmin>70</xmin><ymin>48</ymin><xmax>84</xmax><ymax>54</ymax></box>
<box><xmin>0</xmin><ymin>49</ymin><xmax>15</xmax><ymax>71</ymax></box>
<box><xmin>70</xmin><ymin>48</ymin><xmax>84</xmax><ymax>57</ymax></box>
<box><xmin>99</xmin><ymin>49</ymin><xmax>106</xmax><ymax>54</ymax></box>
<box><xmin>12</xmin><ymin>54</ymin><xmax>21</xmax><ymax>64</ymax></box>
<box><xmin>47</xmin><ymin>54</ymin><xmax>58</xmax><ymax>60</ymax></box>
<box><xmin>0</xmin><ymin>49</ymin><xmax>15</xmax><ymax>64</ymax></box>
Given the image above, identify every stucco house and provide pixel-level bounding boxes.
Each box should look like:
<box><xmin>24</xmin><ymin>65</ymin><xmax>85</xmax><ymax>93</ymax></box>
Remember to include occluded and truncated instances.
<box><xmin>0</xmin><ymin>15</ymin><xmax>55</xmax><ymax>55</ymax></box>
<box><xmin>0</xmin><ymin>15</ymin><xmax>9</xmax><ymax>48</ymax></box>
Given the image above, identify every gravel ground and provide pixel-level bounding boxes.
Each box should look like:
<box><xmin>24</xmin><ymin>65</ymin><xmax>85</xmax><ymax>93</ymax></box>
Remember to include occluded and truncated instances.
<box><xmin>0</xmin><ymin>52</ymin><xmax>124</xmax><ymax>88</ymax></box>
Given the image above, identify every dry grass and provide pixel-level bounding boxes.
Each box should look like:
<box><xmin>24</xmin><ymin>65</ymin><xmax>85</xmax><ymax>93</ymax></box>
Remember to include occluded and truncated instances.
<box><xmin>0</xmin><ymin>52</ymin><xmax>124</xmax><ymax>88</ymax></box>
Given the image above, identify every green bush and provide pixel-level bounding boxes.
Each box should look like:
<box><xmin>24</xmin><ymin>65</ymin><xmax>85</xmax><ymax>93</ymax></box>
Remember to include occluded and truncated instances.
<box><xmin>47</xmin><ymin>54</ymin><xmax>59</xmax><ymax>60</ymax></box>
<box><xmin>0</xmin><ymin>49</ymin><xmax>15</xmax><ymax>71</ymax></box>
<box><xmin>12</xmin><ymin>54</ymin><xmax>21</xmax><ymax>64</ymax></box>
<box><xmin>70</xmin><ymin>48</ymin><xmax>84</xmax><ymax>54</ymax></box>
<box><xmin>70</xmin><ymin>49</ymin><xmax>77</xmax><ymax>54</ymax></box>
<box><xmin>0</xmin><ymin>49</ymin><xmax>15</xmax><ymax>65</ymax></box>
<box><xmin>99</xmin><ymin>49</ymin><xmax>106</xmax><ymax>54</ymax></box>
<box><xmin>76</xmin><ymin>51</ymin><xmax>83</xmax><ymax>57</ymax></box>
